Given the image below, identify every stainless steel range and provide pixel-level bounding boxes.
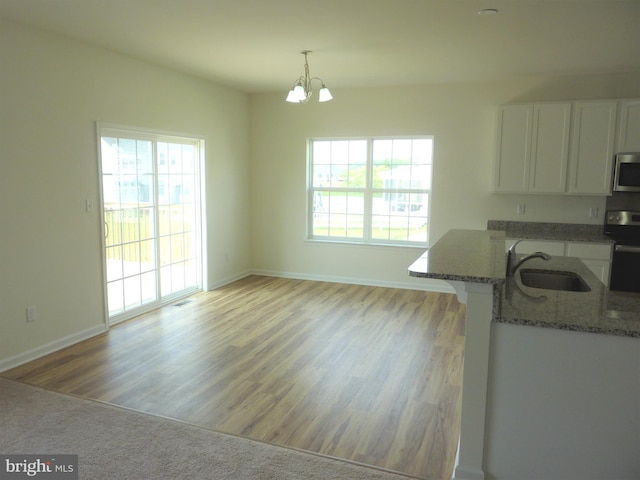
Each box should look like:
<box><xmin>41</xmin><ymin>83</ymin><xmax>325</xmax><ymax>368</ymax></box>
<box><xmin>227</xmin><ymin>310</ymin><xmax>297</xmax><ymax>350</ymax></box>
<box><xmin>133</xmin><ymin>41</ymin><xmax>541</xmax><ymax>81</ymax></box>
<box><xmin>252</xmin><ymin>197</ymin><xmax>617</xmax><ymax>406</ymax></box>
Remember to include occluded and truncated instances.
<box><xmin>605</xmin><ymin>210</ymin><xmax>640</xmax><ymax>293</ymax></box>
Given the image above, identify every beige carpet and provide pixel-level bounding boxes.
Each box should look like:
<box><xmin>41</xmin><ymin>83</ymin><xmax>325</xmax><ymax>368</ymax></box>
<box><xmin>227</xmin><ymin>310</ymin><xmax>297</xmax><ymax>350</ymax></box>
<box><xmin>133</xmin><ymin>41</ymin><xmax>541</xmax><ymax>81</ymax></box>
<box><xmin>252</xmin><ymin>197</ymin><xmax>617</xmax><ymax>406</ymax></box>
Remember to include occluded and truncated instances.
<box><xmin>0</xmin><ymin>378</ymin><xmax>418</xmax><ymax>479</ymax></box>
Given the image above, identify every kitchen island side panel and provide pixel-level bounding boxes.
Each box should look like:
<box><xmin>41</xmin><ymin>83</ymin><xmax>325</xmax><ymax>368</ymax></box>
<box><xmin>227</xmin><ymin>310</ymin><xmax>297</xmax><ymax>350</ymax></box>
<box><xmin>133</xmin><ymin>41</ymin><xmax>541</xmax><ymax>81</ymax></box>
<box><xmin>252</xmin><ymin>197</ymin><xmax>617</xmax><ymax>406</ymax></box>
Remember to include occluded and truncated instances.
<box><xmin>484</xmin><ymin>322</ymin><xmax>640</xmax><ymax>480</ymax></box>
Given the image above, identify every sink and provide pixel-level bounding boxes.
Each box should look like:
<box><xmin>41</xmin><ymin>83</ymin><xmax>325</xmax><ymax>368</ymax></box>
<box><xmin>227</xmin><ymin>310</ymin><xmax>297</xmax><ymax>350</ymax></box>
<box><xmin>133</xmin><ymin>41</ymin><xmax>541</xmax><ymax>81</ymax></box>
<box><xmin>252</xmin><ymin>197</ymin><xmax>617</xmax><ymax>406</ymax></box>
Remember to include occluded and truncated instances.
<box><xmin>519</xmin><ymin>269</ymin><xmax>591</xmax><ymax>292</ymax></box>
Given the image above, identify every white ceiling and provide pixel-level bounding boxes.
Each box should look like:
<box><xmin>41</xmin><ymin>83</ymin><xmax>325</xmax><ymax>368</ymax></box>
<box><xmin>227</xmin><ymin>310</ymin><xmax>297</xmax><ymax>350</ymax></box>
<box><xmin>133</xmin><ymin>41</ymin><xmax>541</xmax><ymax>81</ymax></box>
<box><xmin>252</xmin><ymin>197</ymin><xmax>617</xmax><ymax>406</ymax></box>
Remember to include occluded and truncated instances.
<box><xmin>1</xmin><ymin>0</ymin><xmax>639</xmax><ymax>94</ymax></box>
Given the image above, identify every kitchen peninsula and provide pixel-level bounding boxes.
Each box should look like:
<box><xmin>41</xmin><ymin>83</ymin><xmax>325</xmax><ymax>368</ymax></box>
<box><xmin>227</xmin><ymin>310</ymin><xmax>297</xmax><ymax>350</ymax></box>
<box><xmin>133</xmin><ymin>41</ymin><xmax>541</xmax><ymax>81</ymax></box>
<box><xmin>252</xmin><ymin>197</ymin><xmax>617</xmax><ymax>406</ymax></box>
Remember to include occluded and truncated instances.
<box><xmin>409</xmin><ymin>229</ymin><xmax>640</xmax><ymax>480</ymax></box>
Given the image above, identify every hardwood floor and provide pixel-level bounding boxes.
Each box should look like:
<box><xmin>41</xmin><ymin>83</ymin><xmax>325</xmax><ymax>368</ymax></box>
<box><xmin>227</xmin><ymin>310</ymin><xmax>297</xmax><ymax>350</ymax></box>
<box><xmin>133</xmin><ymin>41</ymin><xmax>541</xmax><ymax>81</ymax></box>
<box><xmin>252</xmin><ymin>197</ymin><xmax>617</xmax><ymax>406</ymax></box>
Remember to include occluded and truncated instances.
<box><xmin>3</xmin><ymin>275</ymin><xmax>466</xmax><ymax>479</ymax></box>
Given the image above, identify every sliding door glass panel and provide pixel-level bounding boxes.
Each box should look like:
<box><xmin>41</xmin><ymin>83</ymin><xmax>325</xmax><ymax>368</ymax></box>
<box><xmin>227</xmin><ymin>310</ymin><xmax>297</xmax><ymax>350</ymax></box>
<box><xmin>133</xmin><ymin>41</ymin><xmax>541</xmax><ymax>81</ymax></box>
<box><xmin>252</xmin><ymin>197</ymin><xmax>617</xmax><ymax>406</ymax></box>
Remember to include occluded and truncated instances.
<box><xmin>99</xmin><ymin>128</ymin><xmax>203</xmax><ymax>324</ymax></box>
<box><xmin>101</xmin><ymin>136</ymin><xmax>158</xmax><ymax>317</ymax></box>
<box><xmin>157</xmin><ymin>142</ymin><xmax>199</xmax><ymax>298</ymax></box>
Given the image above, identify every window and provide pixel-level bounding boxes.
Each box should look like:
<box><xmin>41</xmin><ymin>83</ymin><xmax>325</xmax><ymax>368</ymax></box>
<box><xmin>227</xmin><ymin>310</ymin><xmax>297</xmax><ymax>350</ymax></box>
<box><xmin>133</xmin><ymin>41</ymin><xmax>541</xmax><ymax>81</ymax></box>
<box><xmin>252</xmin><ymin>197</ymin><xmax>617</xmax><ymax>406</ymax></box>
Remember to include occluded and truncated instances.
<box><xmin>308</xmin><ymin>137</ymin><xmax>433</xmax><ymax>246</ymax></box>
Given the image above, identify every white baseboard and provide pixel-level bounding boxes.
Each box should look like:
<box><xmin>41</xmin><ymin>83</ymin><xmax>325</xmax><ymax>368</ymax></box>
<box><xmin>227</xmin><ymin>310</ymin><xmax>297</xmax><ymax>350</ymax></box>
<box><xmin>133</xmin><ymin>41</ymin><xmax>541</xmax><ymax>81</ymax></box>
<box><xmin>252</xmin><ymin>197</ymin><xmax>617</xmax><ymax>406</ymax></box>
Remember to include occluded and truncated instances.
<box><xmin>452</xmin><ymin>465</ymin><xmax>485</xmax><ymax>480</ymax></box>
<box><xmin>0</xmin><ymin>323</ymin><xmax>107</xmax><ymax>373</ymax></box>
<box><xmin>249</xmin><ymin>269</ymin><xmax>455</xmax><ymax>294</ymax></box>
<box><xmin>2</xmin><ymin>271</ymin><xmax>453</xmax><ymax>373</ymax></box>
<box><xmin>206</xmin><ymin>270</ymin><xmax>253</xmax><ymax>290</ymax></box>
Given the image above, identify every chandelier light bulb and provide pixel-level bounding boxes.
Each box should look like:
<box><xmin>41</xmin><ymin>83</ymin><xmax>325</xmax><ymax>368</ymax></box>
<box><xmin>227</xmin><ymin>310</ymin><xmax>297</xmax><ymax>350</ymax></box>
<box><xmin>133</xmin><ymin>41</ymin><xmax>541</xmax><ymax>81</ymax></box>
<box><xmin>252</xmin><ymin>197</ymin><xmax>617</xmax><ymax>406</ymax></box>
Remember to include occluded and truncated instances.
<box><xmin>293</xmin><ymin>85</ymin><xmax>306</xmax><ymax>101</ymax></box>
<box><xmin>318</xmin><ymin>86</ymin><xmax>333</xmax><ymax>102</ymax></box>
<box><xmin>286</xmin><ymin>90</ymin><xmax>298</xmax><ymax>103</ymax></box>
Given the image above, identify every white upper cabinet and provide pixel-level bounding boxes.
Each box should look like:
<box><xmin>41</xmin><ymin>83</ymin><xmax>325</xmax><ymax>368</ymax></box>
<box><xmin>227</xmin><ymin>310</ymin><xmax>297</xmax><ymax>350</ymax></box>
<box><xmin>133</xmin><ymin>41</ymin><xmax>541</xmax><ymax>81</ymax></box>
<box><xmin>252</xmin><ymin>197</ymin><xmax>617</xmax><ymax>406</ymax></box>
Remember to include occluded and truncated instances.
<box><xmin>494</xmin><ymin>103</ymin><xmax>571</xmax><ymax>194</ymax></box>
<box><xmin>567</xmin><ymin>101</ymin><xmax>617</xmax><ymax>195</ymax></box>
<box><xmin>617</xmin><ymin>99</ymin><xmax>640</xmax><ymax>152</ymax></box>
<box><xmin>494</xmin><ymin>98</ymin><xmax>639</xmax><ymax>196</ymax></box>
<box><xmin>494</xmin><ymin>105</ymin><xmax>532</xmax><ymax>192</ymax></box>
<box><xmin>530</xmin><ymin>103</ymin><xmax>572</xmax><ymax>193</ymax></box>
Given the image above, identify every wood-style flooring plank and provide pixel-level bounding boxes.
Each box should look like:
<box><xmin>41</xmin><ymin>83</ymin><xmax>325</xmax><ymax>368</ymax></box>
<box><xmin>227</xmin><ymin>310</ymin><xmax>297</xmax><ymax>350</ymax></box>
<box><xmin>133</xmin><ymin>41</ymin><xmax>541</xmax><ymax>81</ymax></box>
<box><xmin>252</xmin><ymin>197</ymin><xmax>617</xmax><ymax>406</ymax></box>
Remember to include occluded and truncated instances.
<box><xmin>3</xmin><ymin>275</ymin><xmax>466</xmax><ymax>480</ymax></box>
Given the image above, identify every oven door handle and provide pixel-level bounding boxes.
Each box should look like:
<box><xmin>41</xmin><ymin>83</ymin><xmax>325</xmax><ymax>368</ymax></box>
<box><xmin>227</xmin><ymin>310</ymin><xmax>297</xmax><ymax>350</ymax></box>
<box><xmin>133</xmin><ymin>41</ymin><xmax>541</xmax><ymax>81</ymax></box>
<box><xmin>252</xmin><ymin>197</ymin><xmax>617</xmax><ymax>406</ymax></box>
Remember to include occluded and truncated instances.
<box><xmin>615</xmin><ymin>245</ymin><xmax>640</xmax><ymax>253</ymax></box>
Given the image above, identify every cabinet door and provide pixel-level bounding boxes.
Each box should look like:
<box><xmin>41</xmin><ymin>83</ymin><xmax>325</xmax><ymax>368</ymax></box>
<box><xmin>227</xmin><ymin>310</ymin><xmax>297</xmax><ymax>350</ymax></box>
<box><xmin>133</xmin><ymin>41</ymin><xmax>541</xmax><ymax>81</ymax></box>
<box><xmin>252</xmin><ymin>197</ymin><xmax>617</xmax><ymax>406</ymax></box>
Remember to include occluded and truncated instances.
<box><xmin>617</xmin><ymin>99</ymin><xmax>640</xmax><ymax>152</ymax></box>
<box><xmin>494</xmin><ymin>105</ymin><xmax>532</xmax><ymax>192</ymax></box>
<box><xmin>580</xmin><ymin>259</ymin><xmax>610</xmax><ymax>286</ymax></box>
<box><xmin>505</xmin><ymin>239</ymin><xmax>566</xmax><ymax>256</ymax></box>
<box><xmin>565</xmin><ymin>242</ymin><xmax>612</xmax><ymax>261</ymax></box>
<box><xmin>568</xmin><ymin>101</ymin><xmax>617</xmax><ymax>195</ymax></box>
<box><xmin>529</xmin><ymin>103</ymin><xmax>572</xmax><ymax>193</ymax></box>
<box><xmin>566</xmin><ymin>242</ymin><xmax>612</xmax><ymax>286</ymax></box>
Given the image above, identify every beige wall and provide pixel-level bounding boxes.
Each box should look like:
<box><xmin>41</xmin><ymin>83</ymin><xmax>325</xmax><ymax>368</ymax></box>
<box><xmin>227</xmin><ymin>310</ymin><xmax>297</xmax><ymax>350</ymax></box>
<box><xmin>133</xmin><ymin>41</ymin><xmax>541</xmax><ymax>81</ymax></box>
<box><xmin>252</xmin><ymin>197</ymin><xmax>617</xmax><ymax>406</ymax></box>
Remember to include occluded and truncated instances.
<box><xmin>0</xmin><ymin>21</ymin><xmax>251</xmax><ymax>369</ymax></box>
<box><xmin>249</xmin><ymin>73</ymin><xmax>640</xmax><ymax>288</ymax></box>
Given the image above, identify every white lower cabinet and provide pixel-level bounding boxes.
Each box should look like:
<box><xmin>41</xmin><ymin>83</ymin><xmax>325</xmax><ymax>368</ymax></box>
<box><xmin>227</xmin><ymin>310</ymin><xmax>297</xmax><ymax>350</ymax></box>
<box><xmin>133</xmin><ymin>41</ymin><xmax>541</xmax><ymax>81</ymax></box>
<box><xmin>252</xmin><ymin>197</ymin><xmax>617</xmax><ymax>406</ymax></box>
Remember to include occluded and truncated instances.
<box><xmin>505</xmin><ymin>239</ymin><xmax>565</xmax><ymax>256</ymax></box>
<box><xmin>506</xmin><ymin>238</ymin><xmax>612</xmax><ymax>286</ymax></box>
<box><xmin>566</xmin><ymin>242</ymin><xmax>612</xmax><ymax>286</ymax></box>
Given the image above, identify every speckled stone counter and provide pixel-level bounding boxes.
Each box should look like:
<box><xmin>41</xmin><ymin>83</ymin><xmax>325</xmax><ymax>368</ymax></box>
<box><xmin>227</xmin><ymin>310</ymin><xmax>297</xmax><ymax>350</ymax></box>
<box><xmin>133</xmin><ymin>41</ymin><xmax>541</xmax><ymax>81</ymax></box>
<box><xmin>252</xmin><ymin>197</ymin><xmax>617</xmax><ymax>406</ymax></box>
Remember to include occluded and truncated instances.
<box><xmin>487</xmin><ymin>219</ymin><xmax>613</xmax><ymax>243</ymax></box>
<box><xmin>409</xmin><ymin>229</ymin><xmax>640</xmax><ymax>338</ymax></box>
<box><xmin>408</xmin><ymin>229</ymin><xmax>507</xmax><ymax>284</ymax></box>
<box><xmin>496</xmin><ymin>255</ymin><xmax>640</xmax><ymax>338</ymax></box>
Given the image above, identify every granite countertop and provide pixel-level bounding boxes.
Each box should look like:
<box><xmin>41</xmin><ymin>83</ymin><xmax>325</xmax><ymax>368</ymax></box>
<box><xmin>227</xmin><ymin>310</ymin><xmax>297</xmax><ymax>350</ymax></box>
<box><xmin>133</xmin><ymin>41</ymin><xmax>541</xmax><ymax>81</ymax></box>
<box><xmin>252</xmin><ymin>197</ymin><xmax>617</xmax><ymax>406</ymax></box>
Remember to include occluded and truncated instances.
<box><xmin>496</xmin><ymin>255</ymin><xmax>640</xmax><ymax>338</ymax></box>
<box><xmin>409</xmin><ymin>229</ymin><xmax>640</xmax><ymax>338</ymax></box>
<box><xmin>487</xmin><ymin>220</ymin><xmax>613</xmax><ymax>243</ymax></box>
<box><xmin>408</xmin><ymin>229</ymin><xmax>507</xmax><ymax>284</ymax></box>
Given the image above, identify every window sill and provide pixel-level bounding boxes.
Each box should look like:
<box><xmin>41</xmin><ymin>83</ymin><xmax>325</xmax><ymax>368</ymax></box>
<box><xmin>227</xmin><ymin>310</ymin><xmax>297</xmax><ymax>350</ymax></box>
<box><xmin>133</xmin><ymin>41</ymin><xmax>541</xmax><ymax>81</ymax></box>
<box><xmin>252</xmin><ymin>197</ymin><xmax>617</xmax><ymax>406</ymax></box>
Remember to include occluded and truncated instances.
<box><xmin>305</xmin><ymin>238</ymin><xmax>429</xmax><ymax>251</ymax></box>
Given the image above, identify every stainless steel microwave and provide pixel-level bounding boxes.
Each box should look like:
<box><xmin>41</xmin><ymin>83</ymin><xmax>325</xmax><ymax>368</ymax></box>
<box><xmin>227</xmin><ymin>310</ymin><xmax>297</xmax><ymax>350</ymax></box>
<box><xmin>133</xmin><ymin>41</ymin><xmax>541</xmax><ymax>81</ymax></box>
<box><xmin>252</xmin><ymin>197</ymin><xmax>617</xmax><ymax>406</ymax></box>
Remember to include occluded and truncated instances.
<box><xmin>613</xmin><ymin>153</ymin><xmax>640</xmax><ymax>192</ymax></box>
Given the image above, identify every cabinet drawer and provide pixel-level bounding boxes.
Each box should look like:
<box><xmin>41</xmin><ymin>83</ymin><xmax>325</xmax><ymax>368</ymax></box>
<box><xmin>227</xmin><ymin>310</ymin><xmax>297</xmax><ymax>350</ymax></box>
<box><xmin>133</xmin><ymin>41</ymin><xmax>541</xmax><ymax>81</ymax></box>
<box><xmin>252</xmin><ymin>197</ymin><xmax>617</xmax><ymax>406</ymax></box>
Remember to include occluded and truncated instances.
<box><xmin>566</xmin><ymin>242</ymin><xmax>612</xmax><ymax>260</ymax></box>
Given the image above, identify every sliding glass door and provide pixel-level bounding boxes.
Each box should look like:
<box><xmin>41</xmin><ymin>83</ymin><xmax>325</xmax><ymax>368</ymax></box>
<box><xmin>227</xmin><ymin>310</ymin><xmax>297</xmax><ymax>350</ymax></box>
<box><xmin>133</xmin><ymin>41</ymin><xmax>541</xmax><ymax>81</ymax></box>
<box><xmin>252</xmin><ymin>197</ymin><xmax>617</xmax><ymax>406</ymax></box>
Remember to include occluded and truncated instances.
<box><xmin>99</xmin><ymin>126</ymin><xmax>203</xmax><ymax>324</ymax></box>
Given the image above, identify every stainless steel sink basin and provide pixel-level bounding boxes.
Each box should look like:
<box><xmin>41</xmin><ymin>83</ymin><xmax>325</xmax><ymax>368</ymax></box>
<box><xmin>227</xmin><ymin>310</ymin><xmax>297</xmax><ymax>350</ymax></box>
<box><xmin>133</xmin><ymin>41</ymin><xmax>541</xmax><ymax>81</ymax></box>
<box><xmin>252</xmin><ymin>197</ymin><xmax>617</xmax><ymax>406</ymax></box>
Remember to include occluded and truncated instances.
<box><xmin>519</xmin><ymin>269</ymin><xmax>591</xmax><ymax>292</ymax></box>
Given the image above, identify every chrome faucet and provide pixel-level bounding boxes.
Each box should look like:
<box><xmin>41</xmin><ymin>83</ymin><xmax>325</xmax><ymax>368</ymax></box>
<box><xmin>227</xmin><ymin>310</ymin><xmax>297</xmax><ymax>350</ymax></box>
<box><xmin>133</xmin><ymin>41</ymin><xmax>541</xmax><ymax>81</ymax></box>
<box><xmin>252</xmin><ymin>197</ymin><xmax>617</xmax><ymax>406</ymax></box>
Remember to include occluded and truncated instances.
<box><xmin>506</xmin><ymin>239</ymin><xmax>552</xmax><ymax>277</ymax></box>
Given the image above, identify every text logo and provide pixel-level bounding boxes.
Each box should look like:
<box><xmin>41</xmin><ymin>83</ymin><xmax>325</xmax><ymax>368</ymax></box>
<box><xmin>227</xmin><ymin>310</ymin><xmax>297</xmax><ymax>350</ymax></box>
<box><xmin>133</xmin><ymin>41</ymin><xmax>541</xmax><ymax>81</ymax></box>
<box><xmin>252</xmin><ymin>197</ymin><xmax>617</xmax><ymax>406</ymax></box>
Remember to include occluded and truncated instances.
<box><xmin>0</xmin><ymin>456</ymin><xmax>78</xmax><ymax>480</ymax></box>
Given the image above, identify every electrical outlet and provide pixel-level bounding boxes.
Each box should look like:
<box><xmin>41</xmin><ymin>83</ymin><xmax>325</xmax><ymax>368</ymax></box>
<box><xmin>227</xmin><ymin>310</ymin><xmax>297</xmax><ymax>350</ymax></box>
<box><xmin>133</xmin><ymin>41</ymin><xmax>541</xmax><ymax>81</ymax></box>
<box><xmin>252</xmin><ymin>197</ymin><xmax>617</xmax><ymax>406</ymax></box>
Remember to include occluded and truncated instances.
<box><xmin>589</xmin><ymin>207</ymin><xmax>599</xmax><ymax>219</ymax></box>
<box><xmin>516</xmin><ymin>203</ymin><xmax>526</xmax><ymax>215</ymax></box>
<box><xmin>26</xmin><ymin>306</ymin><xmax>36</xmax><ymax>322</ymax></box>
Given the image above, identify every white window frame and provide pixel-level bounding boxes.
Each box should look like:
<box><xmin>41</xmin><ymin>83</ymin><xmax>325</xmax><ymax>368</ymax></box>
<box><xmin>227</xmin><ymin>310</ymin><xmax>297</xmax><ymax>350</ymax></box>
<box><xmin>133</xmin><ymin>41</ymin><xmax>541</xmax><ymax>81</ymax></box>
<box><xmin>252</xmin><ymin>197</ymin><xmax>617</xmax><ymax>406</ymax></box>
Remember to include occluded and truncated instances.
<box><xmin>307</xmin><ymin>136</ymin><xmax>433</xmax><ymax>247</ymax></box>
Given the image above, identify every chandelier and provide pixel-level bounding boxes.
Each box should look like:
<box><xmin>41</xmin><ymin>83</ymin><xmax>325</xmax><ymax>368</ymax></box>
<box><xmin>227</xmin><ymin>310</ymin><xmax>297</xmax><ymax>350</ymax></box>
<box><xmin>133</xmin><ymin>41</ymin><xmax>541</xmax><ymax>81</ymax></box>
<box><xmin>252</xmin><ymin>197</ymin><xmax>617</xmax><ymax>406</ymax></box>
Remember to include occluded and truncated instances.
<box><xmin>285</xmin><ymin>51</ymin><xmax>333</xmax><ymax>103</ymax></box>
